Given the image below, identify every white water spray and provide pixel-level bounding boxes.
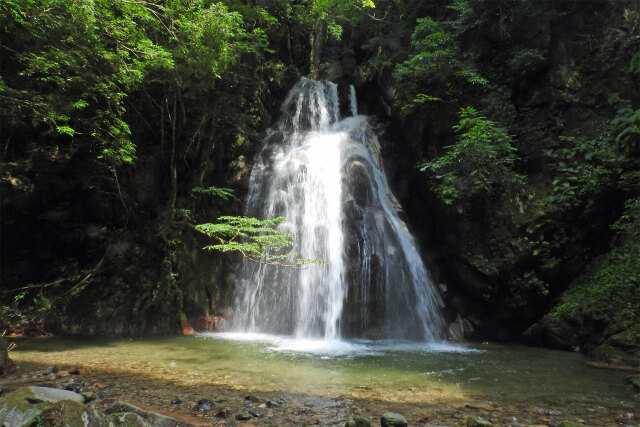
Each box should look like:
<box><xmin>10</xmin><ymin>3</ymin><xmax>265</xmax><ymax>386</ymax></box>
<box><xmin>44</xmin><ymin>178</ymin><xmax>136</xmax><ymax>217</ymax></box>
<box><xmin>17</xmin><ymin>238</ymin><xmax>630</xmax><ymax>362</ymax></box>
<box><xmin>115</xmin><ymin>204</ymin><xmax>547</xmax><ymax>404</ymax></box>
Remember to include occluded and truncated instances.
<box><xmin>230</xmin><ymin>78</ymin><xmax>443</xmax><ymax>341</ymax></box>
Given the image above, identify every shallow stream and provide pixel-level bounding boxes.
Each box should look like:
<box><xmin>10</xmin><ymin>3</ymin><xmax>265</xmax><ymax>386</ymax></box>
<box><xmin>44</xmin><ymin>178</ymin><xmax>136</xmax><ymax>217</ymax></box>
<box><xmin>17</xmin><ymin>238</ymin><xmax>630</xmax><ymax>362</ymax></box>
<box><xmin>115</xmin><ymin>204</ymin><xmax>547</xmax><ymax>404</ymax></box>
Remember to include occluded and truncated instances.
<box><xmin>7</xmin><ymin>333</ymin><xmax>638</xmax><ymax>425</ymax></box>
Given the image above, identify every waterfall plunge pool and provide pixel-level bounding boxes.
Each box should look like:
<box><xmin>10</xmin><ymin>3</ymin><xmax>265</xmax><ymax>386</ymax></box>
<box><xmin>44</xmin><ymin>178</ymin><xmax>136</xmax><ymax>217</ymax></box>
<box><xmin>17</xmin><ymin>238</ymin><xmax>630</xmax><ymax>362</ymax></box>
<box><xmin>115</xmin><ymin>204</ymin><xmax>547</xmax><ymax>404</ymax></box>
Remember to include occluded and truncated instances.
<box><xmin>7</xmin><ymin>334</ymin><xmax>637</xmax><ymax>425</ymax></box>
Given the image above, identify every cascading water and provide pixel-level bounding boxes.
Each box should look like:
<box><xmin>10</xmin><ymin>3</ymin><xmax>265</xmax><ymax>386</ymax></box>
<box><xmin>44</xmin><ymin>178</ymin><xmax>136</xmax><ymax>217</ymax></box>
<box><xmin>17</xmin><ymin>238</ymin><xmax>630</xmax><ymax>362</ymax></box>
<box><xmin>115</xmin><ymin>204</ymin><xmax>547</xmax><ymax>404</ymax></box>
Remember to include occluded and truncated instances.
<box><xmin>230</xmin><ymin>78</ymin><xmax>443</xmax><ymax>341</ymax></box>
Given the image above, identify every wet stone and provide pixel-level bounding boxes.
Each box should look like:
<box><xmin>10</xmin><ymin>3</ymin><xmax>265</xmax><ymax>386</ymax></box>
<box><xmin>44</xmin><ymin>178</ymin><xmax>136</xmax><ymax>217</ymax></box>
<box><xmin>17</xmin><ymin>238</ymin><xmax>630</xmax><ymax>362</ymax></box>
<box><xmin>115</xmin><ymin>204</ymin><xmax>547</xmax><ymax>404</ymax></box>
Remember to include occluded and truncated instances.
<box><xmin>170</xmin><ymin>398</ymin><xmax>181</xmax><ymax>404</ymax></box>
<box><xmin>345</xmin><ymin>416</ymin><xmax>372</xmax><ymax>427</ymax></box>
<box><xmin>193</xmin><ymin>399</ymin><xmax>214</xmax><ymax>412</ymax></box>
<box><xmin>466</xmin><ymin>416</ymin><xmax>493</xmax><ymax>426</ymax></box>
<box><xmin>44</xmin><ymin>366</ymin><xmax>58</xmax><ymax>375</ymax></box>
<box><xmin>81</xmin><ymin>391</ymin><xmax>96</xmax><ymax>402</ymax></box>
<box><xmin>245</xmin><ymin>394</ymin><xmax>263</xmax><ymax>403</ymax></box>
<box><xmin>235</xmin><ymin>411</ymin><xmax>253</xmax><ymax>420</ymax></box>
<box><xmin>267</xmin><ymin>399</ymin><xmax>281</xmax><ymax>408</ymax></box>
<box><xmin>249</xmin><ymin>409</ymin><xmax>264</xmax><ymax>418</ymax></box>
<box><xmin>215</xmin><ymin>407</ymin><xmax>232</xmax><ymax>418</ymax></box>
<box><xmin>381</xmin><ymin>411</ymin><xmax>408</xmax><ymax>427</ymax></box>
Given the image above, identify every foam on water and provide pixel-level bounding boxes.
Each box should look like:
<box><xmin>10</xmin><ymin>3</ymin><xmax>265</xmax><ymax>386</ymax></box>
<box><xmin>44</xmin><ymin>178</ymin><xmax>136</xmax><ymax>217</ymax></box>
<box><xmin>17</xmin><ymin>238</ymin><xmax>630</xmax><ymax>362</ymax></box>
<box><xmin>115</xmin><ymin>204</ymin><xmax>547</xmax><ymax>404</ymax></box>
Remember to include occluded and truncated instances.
<box><xmin>199</xmin><ymin>332</ymin><xmax>479</xmax><ymax>356</ymax></box>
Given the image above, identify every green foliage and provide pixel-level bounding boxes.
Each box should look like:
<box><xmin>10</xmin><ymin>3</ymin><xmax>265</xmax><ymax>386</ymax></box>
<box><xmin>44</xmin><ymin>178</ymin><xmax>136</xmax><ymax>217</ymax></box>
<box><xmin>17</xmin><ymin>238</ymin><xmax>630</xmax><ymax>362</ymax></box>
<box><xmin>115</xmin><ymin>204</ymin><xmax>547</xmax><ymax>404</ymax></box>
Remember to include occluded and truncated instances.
<box><xmin>418</xmin><ymin>107</ymin><xmax>524</xmax><ymax>206</ymax></box>
<box><xmin>544</xmin><ymin>133</ymin><xmax>619</xmax><ymax>211</ymax></box>
<box><xmin>393</xmin><ymin>17</ymin><xmax>486</xmax><ymax>112</ymax></box>
<box><xmin>609</xmin><ymin>93</ymin><xmax>640</xmax><ymax>149</ymax></box>
<box><xmin>549</xmin><ymin>240</ymin><xmax>640</xmax><ymax>339</ymax></box>
<box><xmin>612</xmin><ymin>197</ymin><xmax>640</xmax><ymax>239</ymax></box>
<box><xmin>0</xmin><ymin>0</ymin><xmax>263</xmax><ymax>167</ymax></box>
<box><xmin>310</xmin><ymin>0</ymin><xmax>375</xmax><ymax>39</ymax></box>
<box><xmin>196</xmin><ymin>216</ymin><xmax>326</xmax><ymax>268</ymax></box>
<box><xmin>191</xmin><ymin>186</ymin><xmax>235</xmax><ymax>200</ymax></box>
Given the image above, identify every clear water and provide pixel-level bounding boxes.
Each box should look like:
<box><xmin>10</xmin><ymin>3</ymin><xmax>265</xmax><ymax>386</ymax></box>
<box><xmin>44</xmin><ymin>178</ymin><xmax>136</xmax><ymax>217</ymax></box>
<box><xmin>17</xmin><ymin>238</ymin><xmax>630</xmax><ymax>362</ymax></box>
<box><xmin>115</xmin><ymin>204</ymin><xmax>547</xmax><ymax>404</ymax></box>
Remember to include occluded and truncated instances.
<box><xmin>10</xmin><ymin>333</ymin><xmax>636</xmax><ymax>412</ymax></box>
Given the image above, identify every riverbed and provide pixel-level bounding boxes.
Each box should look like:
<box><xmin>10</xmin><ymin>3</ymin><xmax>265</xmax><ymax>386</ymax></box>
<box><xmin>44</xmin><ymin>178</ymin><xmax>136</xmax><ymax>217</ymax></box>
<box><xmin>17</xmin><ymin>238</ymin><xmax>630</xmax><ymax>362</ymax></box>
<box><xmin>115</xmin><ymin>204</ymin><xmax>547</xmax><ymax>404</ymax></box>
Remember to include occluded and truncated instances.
<box><xmin>4</xmin><ymin>334</ymin><xmax>638</xmax><ymax>426</ymax></box>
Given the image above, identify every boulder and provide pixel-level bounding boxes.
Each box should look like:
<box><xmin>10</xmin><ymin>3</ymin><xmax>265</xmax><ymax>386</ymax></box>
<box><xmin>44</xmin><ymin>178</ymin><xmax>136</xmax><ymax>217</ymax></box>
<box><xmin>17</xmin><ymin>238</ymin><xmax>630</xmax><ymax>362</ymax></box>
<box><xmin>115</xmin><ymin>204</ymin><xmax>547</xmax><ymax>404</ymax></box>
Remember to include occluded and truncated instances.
<box><xmin>0</xmin><ymin>386</ymin><xmax>86</xmax><ymax>426</ymax></box>
<box><xmin>380</xmin><ymin>411</ymin><xmax>407</xmax><ymax>427</ymax></box>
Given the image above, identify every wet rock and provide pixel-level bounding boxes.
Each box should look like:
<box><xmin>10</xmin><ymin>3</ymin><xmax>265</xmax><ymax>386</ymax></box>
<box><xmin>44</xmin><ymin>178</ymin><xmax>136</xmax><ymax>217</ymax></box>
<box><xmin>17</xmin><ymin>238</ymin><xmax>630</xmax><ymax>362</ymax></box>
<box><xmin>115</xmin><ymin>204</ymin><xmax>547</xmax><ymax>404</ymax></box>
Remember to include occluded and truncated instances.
<box><xmin>381</xmin><ymin>411</ymin><xmax>408</xmax><ymax>426</ymax></box>
<box><xmin>0</xmin><ymin>386</ymin><xmax>85</xmax><ymax>426</ymax></box>
<box><xmin>105</xmin><ymin>401</ymin><xmax>182</xmax><ymax>427</ymax></box>
<box><xmin>215</xmin><ymin>407</ymin><xmax>232</xmax><ymax>418</ymax></box>
<box><xmin>170</xmin><ymin>398</ymin><xmax>181</xmax><ymax>404</ymax></box>
<box><xmin>345</xmin><ymin>416</ymin><xmax>372</xmax><ymax>426</ymax></box>
<box><xmin>235</xmin><ymin>410</ymin><xmax>253</xmax><ymax>420</ymax></box>
<box><xmin>81</xmin><ymin>391</ymin><xmax>97</xmax><ymax>402</ymax></box>
<box><xmin>245</xmin><ymin>394</ymin><xmax>263</xmax><ymax>403</ymax></box>
<box><xmin>193</xmin><ymin>398</ymin><xmax>215</xmax><ymax>412</ymax></box>
<box><xmin>534</xmin><ymin>406</ymin><xmax>562</xmax><ymax>416</ymax></box>
<box><xmin>44</xmin><ymin>365</ymin><xmax>59</xmax><ymax>375</ymax></box>
<box><xmin>267</xmin><ymin>399</ymin><xmax>282</xmax><ymax>407</ymax></box>
<box><xmin>108</xmin><ymin>411</ymin><xmax>147</xmax><ymax>425</ymax></box>
<box><xmin>37</xmin><ymin>399</ymin><xmax>105</xmax><ymax>426</ymax></box>
<box><xmin>466</xmin><ymin>416</ymin><xmax>493</xmax><ymax>426</ymax></box>
<box><xmin>249</xmin><ymin>409</ymin><xmax>265</xmax><ymax>418</ymax></box>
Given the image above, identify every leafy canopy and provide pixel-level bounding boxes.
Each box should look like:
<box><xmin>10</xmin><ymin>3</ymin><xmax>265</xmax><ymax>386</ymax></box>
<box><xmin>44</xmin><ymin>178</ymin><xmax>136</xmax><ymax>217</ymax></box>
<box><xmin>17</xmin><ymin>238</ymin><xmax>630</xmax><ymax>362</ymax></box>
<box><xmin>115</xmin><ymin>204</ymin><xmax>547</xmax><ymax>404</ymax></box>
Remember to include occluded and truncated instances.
<box><xmin>418</xmin><ymin>107</ymin><xmax>524</xmax><ymax>207</ymax></box>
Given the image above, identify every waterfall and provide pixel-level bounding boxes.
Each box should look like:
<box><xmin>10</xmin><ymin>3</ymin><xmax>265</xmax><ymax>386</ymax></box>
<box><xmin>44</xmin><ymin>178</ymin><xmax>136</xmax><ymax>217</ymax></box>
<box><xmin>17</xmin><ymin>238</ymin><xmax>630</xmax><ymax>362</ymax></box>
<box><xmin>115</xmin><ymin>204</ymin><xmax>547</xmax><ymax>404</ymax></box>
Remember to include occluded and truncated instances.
<box><xmin>230</xmin><ymin>78</ymin><xmax>443</xmax><ymax>341</ymax></box>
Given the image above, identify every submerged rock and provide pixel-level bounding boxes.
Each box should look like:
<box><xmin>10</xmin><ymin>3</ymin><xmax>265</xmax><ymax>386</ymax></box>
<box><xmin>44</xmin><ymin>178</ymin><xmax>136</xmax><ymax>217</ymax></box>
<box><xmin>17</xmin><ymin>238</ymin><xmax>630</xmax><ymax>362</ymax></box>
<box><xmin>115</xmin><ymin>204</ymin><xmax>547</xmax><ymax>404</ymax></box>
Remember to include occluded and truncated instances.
<box><xmin>192</xmin><ymin>398</ymin><xmax>215</xmax><ymax>412</ymax></box>
<box><xmin>105</xmin><ymin>400</ymin><xmax>183</xmax><ymax>426</ymax></box>
<box><xmin>380</xmin><ymin>411</ymin><xmax>408</xmax><ymax>426</ymax></box>
<box><xmin>466</xmin><ymin>416</ymin><xmax>493</xmax><ymax>426</ymax></box>
<box><xmin>235</xmin><ymin>410</ymin><xmax>253</xmax><ymax>420</ymax></box>
<box><xmin>345</xmin><ymin>416</ymin><xmax>372</xmax><ymax>426</ymax></box>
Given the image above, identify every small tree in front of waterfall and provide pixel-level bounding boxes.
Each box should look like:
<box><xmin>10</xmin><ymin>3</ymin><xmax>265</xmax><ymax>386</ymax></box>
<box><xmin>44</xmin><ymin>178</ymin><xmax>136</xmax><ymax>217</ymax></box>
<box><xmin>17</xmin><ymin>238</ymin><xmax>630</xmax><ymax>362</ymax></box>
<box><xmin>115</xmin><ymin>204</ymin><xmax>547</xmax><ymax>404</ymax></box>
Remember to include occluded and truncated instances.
<box><xmin>194</xmin><ymin>188</ymin><xmax>326</xmax><ymax>268</ymax></box>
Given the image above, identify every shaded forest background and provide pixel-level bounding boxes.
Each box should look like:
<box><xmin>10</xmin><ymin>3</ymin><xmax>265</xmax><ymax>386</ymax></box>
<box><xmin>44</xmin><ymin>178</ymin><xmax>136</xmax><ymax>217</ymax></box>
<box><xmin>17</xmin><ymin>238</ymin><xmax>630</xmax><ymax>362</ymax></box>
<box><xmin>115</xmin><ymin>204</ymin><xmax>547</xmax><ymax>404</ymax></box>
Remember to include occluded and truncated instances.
<box><xmin>1</xmin><ymin>0</ymin><xmax>638</xmax><ymax>364</ymax></box>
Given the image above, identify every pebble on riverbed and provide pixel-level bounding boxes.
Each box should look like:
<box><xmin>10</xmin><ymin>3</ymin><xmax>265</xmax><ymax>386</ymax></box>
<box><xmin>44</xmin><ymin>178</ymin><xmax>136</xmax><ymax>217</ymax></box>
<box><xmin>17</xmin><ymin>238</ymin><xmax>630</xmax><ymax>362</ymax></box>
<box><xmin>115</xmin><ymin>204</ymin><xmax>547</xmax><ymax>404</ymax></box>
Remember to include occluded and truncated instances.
<box><xmin>235</xmin><ymin>410</ymin><xmax>253</xmax><ymax>420</ymax></box>
<box><xmin>193</xmin><ymin>399</ymin><xmax>215</xmax><ymax>412</ymax></box>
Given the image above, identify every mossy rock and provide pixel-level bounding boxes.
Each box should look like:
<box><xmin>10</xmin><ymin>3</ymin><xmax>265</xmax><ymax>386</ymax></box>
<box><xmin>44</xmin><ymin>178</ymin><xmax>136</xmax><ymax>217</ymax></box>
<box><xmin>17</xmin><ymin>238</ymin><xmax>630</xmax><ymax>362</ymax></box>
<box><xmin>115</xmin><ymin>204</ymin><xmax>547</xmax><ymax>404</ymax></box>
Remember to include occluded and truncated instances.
<box><xmin>36</xmin><ymin>399</ymin><xmax>105</xmax><ymax>426</ymax></box>
<box><xmin>0</xmin><ymin>386</ymin><xmax>86</xmax><ymax>426</ymax></box>
<box><xmin>380</xmin><ymin>412</ymin><xmax>407</xmax><ymax>427</ymax></box>
<box><xmin>105</xmin><ymin>401</ymin><xmax>181</xmax><ymax>426</ymax></box>
<box><xmin>345</xmin><ymin>416</ymin><xmax>372</xmax><ymax>427</ymax></box>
